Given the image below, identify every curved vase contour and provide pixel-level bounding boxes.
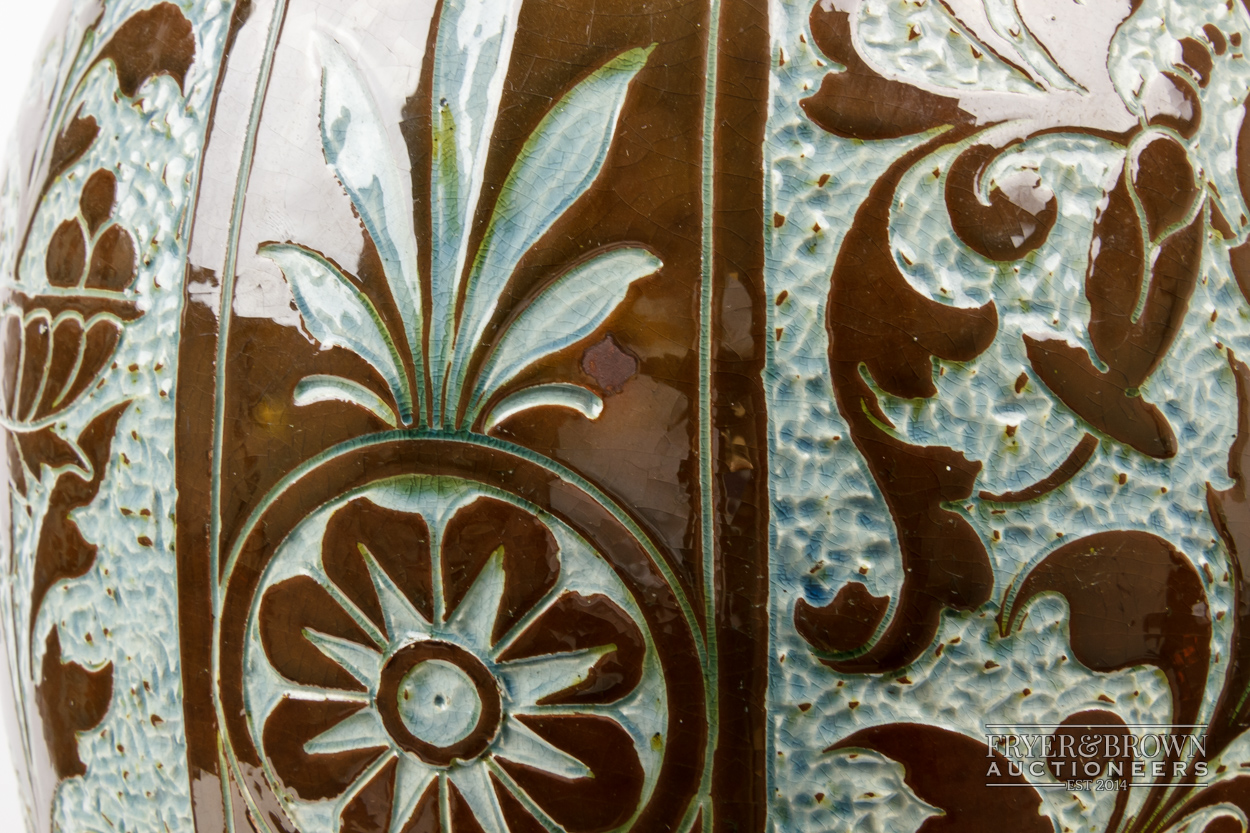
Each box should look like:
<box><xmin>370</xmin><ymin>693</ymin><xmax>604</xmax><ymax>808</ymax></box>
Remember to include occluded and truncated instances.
<box><xmin>3</xmin><ymin>0</ymin><xmax>1250</xmax><ymax>832</ymax></box>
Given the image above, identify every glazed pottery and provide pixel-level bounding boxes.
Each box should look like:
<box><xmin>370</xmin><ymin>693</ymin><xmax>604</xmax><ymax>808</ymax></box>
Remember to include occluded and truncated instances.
<box><xmin>4</xmin><ymin>0</ymin><xmax>1250</xmax><ymax>831</ymax></box>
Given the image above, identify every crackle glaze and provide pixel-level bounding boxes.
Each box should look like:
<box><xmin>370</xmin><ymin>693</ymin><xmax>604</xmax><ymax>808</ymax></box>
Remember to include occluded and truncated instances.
<box><xmin>4</xmin><ymin>0</ymin><xmax>1250</xmax><ymax>831</ymax></box>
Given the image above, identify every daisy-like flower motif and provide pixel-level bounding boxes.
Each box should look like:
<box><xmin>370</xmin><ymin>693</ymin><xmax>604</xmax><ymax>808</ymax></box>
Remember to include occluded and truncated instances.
<box><xmin>245</xmin><ymin>483</ymin><xmax>658</xmax><ymax>833</ymax></box>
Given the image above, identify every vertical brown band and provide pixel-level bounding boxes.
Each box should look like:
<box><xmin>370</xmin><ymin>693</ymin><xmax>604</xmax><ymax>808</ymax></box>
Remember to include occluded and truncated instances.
<box><xmin>711</xmin><ymin>0</ymin><xmax>771</xmax><ymax>829</ymax></box>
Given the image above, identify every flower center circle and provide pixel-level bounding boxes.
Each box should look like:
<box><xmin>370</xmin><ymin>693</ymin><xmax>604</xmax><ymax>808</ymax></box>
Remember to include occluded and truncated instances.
<box><xmin>396</xmin><ymin>659</ymin><xmax>482</xmax><ymax>747</ymax></box>
<box><xmin>377</xmin><ymin>640</ymin><xmax>502</xmax><ymax>766</ymax></box>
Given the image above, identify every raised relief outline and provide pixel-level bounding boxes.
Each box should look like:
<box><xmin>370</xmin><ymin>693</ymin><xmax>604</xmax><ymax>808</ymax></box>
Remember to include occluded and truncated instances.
<box><xmin>783</xmin><ymin>1</ymin><xmax>1250</xmax><ymax>831</ymax></box>
<box><xmin>192</xmin><ymin>2</ymin><xmax>724</xmax><ymax>831</ymax></box>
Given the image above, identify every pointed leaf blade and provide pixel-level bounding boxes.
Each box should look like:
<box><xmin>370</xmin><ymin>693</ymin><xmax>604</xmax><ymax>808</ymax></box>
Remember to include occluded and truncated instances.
<box><xmin>319</xmin><ymin>39</ymin><xmax>425</xmax><ymax>411</ymax></box>
<box><xmin>294</xmin><ymin>374</ymin><xmax>399</xmax><ymax>427</ymax></box>
<box><xmin>261</xmin><ymin>243</ymin><xmax>412</xmax><ymax>422</ymax></box>
<box><xmin>428</xmin><ymin>0</ymin><xmax>525</xmax><ymax>421</ymax></box>
<box><xmin>483</xmin><ymin>384</ymin><xmax>603</xmax><ymax>433</ymax></box>
<box><xmin>472</xmin><ymin>248</ymin><xmax>659</xmax><ymax>416</ymax></box>
<box><xmin>448</xmin><ymin>44</ymin><xmax>656</xmax><ymax>418</ymax></box>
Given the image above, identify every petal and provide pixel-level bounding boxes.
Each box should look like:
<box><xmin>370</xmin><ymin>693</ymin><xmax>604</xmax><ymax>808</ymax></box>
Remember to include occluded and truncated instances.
<box><xmin>323</xmin><ymin>498</ymin><xmax>434</xmax><ymax>634</ymax></box>
<box><xmin>1001</xmin><ymin>530</ymin><xmax>1210</xmax><ymax>726</ymax></box>
<box><xmin>801</xmin><ymin>4</ymin><xmax>972</xmax><ymax>140</ymax></box>
<box><xmin>263</xmin><ymin>697</ymin><xmax>388</xmax><ymax>802</ymax></box>
<box><xmin>303</xmin><ymin>708</ymin><xmax>389</xmax><ymax>757</ymax></box>
<box><xmin>490</xmin><ymin>774</ymin><xmax>547</xmax><ymax>833</ymax></box>
<box><xmin>497</xmin><ymin>715</ymin><xmax>643</xmax><ymax>833</ymax></box>
<box><xmin>828</xmin><ymin>724</ymin><xmax>1051</xmax><ymax>833</ymax></box>
<box><xmin>495</xmin><ymin>647</ymin><xmax>612</xmax><ymax>710</ymax></box>
<box><xmin>449</xmin><ymin>765</ymin><xmax>509</xmax><ymax>833</ymax></box>
<box><xmin>339</xmin><ymin>757</ymin><xmax>397</xmax><ymax>833</ymax></box>
<box><xmin>494</xmin><ymin>716</ymin><xmax>590</xmax><ymax>781</ymax></box>
<box><xmin>303</xmin><ymin>629</ymin><xmax>384</xmax><ymax>689</ymax></box>
<box><xmin>361</xmin><ymin>544</ymin><xmax>435</xmax><ymax>646</ymax></box>
<box><xmin>496</xmin><ymin>592</ymin><xmax>644</xmax><ymax>706</ymax></box>
<box><xmin>389</xmin><ymin>757</ymin><xmax>438</xmax><ymax>833</ymax></box>
<box><xmin>442</xmin><ymin>497</ymin><xmax>559</xmax><ymax>644</ymax></box>
<box><xmin>260</xmin><ymin>576</ymin><xmax>380</xmax><ymax>692</ymax></box>
<box><xmin>444</xmin><ymin>548</ymin><xmax>507</xmax><ymax>654</ymax></box>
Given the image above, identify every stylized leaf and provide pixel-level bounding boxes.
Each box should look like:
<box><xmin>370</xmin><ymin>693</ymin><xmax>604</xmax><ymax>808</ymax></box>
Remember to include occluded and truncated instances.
<box><xmin>319</xmin><ymin>39</ymin><xmax>424</xmax><ymax>417</ymax></box>
<box><xmin>261</xmin><ymin>244</ymin><xmax>411</xmax><ymax>423</ymax></box>
<box><xmin>36</xmin><ymin>628</ymin><xmax>113</xmax><ymax>779</ymax></box>
<box><xmin>469</xmin><ymin>247</ymin><xmax>659</xmax><ymax>419</ymax></box>
<box><xmin>828</xmin><ymin>724</ymin><xmax>1052</xmax><ymax>833</ymax></box>
<box><xmin>1001</xmin><ymin>530</ymin><xmax>1211</xmax><ymax>727</ymax></box>
<box><xmin>2</xmin><ymin>296</ymin><xmax>138</xmax><ymax>433</ymax></box>
<box><xmin>293</xmin><ymin>375</ymin><xmax>398</xmax><ymax>427</ymax></box>
<box><xmin>483</xmin><ymin>384</ymin><xmax>604</xmax><ymax>433</ymax></box>
<box><xmin>428</xmin><ymin>0</ymin><xmax>526</xmax><ymax>422</ymax></box>
<box><xmin>447</xmin><ymin>44</ymin><xmax>656</xmax><ymax>420</ymax></box>
<box><xmin>94</xmin><ymin>2</ymin><xmax>196</xmax><ymax>98</ymax></box>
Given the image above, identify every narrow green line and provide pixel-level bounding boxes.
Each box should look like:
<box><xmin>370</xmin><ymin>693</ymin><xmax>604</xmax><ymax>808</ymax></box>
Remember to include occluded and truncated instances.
<box><xmin>209</xmin><ymin>0</ymin><xmax>288</xmax><ymax>618</ymax></box>
<box><xmin>696</xmin><ymin>1</ymin><xmax>723</xmax><ymax>829</ymax></box>
<box><xmin>209</xmin><ymin>3</ymin><xmax>290</xmax><ymax>830</ymax></box>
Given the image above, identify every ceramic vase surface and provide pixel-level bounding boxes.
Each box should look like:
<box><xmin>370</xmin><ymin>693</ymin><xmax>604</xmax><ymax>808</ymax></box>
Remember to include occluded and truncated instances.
<box><xmin>2</xmin><ymin>0</ymin><xmax>1250</xmax><ymax>832</ymax></box>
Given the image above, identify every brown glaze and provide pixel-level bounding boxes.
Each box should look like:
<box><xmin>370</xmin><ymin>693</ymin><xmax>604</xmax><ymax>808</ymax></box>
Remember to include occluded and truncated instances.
<box><xmin>945</xmin><ymin>142</ymin><xmax>1057</xmax><ymax>261</ymax></box>
<box><xmin>820</xmin><ymin>130</ymin><xmax>996</xmax><ymax>673</ymax></box>
<box><xmin>42</xmin><ymin>114</ymin><xmax>100</xmax><ymax>207</ymax></box>
<box><xmin>259</xmin><ymin>575</ymin><xmax>378</xmax><ymax>693</ymax></box>
<box><xmin>1178</xmin><ymin>37</ymin><xmax>1214</xmax><ymax>87</ymax></box>
<box><xmin>338</xmin><ymin>756</ymin><xmax>398</xmax><ymax>833</ymax></box>
<box><xmin>262</xmin><ymin>698</ymin><xmax>384</xmax><ymax>802</ymax></box>
<box><xmin>792</xmin><ymin>581</ymin><xmax>889</xmax><ymax>655</ymax></box>
<box><xmin>1174</xmin><ymin>778</ymin><xmax>1250</xmax><ymax>833</ymax></box>
<box><xmin>173</xmin><ymin>268</ymin><xmax>222</xmax><ymax>827</ymax></box>
<box><xmin>1240</xmin><ymin>98</ymin><xmax>1250</xmax><ymax>223</ymax></box>
<box><xmin>441</xmin><ymin>497</ymin><xmax>559</xmax><ymax>643</ymax></box>
<box><xmin>828</xmin><ymin>724</ymin><xmax>1051</xmax><ymax>832</ymax></box>
<box><xmin>323</xmin><ymin>498</ymin><xmax>434</xmax><ymax>629</ymax></box>
<box><xmin>1028</xmin><ymin>159</ymin><xmax>1202</xmax><ymax>459</ymax></box>
<box><xmin>496</xmin><ymin>591</ymin><xmax>644</xmax><ymax>705</ymax></box>
<box><xmin>492</xmin><ymin>776</ymin><xmax>547</xmax><ymax>833</ymax></box>
<box><xmin>93</xmin><ymin>2</ymin><xmax>196</xmax><ymax>97</ymax></box>
<box><xmin>1203</xmin><ymin>24</ymin><xmax>1228</xmax><ymax>55</ymax></box>
<box><xmin>1210</xmin><ymin>196</ymin><xmax>1236</xmax><ymax>239</ymax></box>
<box><xmin>403</xmin><ymin>778</ymin><xmax>441</xmax><ymax>833</ymax></box>
<box><xmin>28</xmin><ymin>402</ymin><xmax>129</xmax><ymax>634</ymax></box>
<box><xmin>84</xmin><ymin>226</ymin><xmax>137</xmax><ymax>292</ymax></box>
<box><xmin>1133</xmin><ymin>135</ymin><xmax>1197</xmax><ymax>241</ymax></box>
<box><xmin>1204</xmin><ymin>353</ymin><xmax>1250</xmax><ymax>759</ymax></box>
<box><xmin>1024</xmin><ymin>336</ymin><xmax>1177</xmax><ymax>458</ymax></box>
<box><xmin>17</xmin><ymin>318</ymin><xmax>50</xmax><ymax>419</ymax></box>
<box><xmin>1049</xmin><ymin>710</ymin><xmax>1133</xmax><ymax>831</ymax></box>
<box><xmin>36</xmin><ymin>628</ymin><xmax>112</xmax><ymax>779</ymax></box>
<box><xmin>979</xmin><ymin>433</ymin><xmax>1099</xmax><ymax>503</ymax></box>
<box><xmin>710</xmin><ymin>0</ymin><xmax>771</xmax><ymax>827</ymax></box>
<box><xmin>1002</xmin><ymin>531</ymin><xmax>1210</xmax><ymax>728</ymax></box>
<box><xmin>449</xmin><ymin>780</ymin><xmax>487</xmax><ymax>833</ymax></box>
<box><xmin>580</xmin><ymin>333</ymin><xmax>637</xmax><ymax>394</ymax></box>
<box><xmin>500</xmin><ymin>715</ymin><xmax>645</xmax><ymax>833</ymax></box>
<box><xmin>215</xmin><ymin>439</ymin><xmax>706</xmax><ymax>832</ymax></box>
<box><xmin>448</xmin><ymin>0</ymin><xmax>707</xmax><ymax>603</ymax></box>
<box><xmin>46</xmin><ymin>221</ymin><xmax>86</xmax><ymax>287</ymax></box>
<box><xmin>79</xmin><ymin>170</ymin><xmax>116</xmax><ymax>236</ymax></box>
<box><xmin>376</xmin><ymin>641</ymin><xmax>502</xmax><ymax>766</ymax></box>
<box><xmin>1203</xmin><ymin>818</ymin><xmax>1244</xmax><ymax>833</ymax></box>
<box><xmin>802</xmin><ymin>4</ymin><xmax>972</xmax><ymax>140</ymax></box>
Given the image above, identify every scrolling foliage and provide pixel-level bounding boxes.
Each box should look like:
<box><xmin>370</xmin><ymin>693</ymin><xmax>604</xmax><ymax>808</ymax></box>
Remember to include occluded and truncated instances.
<box><xmin>2</xmin><ymin>0</ymin><xmax>195</xmax><ymax>800</ymax></box>
<box><xmin>796</xmin><ymin>0</ymin><xmax>1250</xmax><ymax>829</ymax></box>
